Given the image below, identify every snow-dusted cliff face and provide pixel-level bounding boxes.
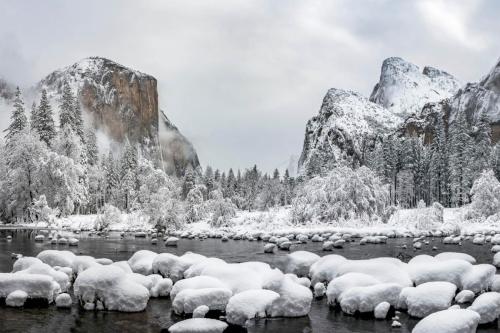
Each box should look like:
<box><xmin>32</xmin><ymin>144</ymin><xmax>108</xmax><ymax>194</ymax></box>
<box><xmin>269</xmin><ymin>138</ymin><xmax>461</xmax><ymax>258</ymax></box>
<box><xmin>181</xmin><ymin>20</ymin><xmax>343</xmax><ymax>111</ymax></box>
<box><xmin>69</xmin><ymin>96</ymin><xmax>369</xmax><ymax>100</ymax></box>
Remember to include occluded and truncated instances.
<box><xmin>370</xmin><ymin>57</ymin><xmax>461</xmax><ymax>120</ymax></box>
<box><xmin>0</xmin><ymin>57</ymin><xmax>201</xmax><ymax>177</ymax></box>
<box><xmin>37</xmin><ymin>57</ymin><xmax>158</xmax><ymax>144</ymax></box>
<box><xmin>298</xmin><ymin>88</ymin><xmax>399</xmax><ymax>177</ymax></box>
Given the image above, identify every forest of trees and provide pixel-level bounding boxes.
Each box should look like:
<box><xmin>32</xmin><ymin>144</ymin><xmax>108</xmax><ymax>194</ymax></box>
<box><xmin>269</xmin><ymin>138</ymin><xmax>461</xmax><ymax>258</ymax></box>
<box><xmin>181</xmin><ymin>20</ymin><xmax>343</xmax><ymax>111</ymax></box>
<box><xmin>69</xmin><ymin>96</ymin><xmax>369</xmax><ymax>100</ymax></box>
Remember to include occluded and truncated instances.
<box><xmin>1</xmin><ymin>85</ymin><xmax>498</xmax><ymax>228</ymax></box>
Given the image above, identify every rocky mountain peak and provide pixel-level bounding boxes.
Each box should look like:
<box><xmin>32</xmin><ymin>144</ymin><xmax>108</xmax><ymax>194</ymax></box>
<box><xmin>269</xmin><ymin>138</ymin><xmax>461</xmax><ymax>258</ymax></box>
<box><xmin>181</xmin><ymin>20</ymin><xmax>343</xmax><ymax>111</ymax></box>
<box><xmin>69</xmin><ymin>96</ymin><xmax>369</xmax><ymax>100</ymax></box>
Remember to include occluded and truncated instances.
<box><xmin>370</xmin><ymin>57</ymin><xmax>461</xmax><ymax>120</ymax></box>
<box><xmin>480</xmin><ymin>58</ymin><xmax>500</xmax><ymax>94</ymax></box>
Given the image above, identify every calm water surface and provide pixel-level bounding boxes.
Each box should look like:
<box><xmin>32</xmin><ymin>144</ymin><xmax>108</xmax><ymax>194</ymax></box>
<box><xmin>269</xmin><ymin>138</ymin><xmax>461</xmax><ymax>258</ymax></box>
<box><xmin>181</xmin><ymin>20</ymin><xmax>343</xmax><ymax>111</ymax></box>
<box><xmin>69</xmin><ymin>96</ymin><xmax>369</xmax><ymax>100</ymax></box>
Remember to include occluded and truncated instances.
<box><xmin>0</xmin><ymin>229</ymin><xmax>498</xmax><ymax>333</ymax></box>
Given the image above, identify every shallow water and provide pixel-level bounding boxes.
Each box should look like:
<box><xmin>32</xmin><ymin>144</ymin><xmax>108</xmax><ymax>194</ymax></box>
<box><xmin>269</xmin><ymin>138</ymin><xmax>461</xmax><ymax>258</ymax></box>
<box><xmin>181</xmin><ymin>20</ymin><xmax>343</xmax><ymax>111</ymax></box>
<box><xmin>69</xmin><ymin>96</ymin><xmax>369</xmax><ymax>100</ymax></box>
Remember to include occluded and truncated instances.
<box><xmin>0</xmin><ymin>229</ymin><xmax>499</xmax><ymax>333</ymax></box>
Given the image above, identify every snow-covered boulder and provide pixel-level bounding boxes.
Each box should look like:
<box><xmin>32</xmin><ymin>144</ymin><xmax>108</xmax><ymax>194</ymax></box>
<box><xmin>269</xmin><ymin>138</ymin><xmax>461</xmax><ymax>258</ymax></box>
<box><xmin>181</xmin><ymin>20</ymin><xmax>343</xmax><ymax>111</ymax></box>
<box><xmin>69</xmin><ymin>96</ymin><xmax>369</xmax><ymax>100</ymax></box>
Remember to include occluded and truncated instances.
<box><xmin>165</xmin><ymin>237</ymin><xmax>179</xmax><ymax>246</ymax></box>
<box><xmin>309</xmin><ymin>254</ymin><xmax>348</xmax><ymax>285</ymax></box>
<box><xmin>111</xmin><ymin>261</ymin><xmax>133</xmax><ymax>274</ymax></box>
<box><xmin>170</xmin><ymin>276</ymin><xmax>228</xmax><ymax>300</ymax></box>
<box><xmin>12</xmin><ymin>257</ymin><xmax>44</xmax><ymax>272</ymax></box>
<box><xmin>493</xmin><ymin>252</ymin><xmax>500</xmax><ymax>267</ymax></box>
<box><xmin>455</xmin><ymin>290</ymin><xmax>475</xmax><ymax>304</ymax></box>
<box><xmin>68</xmin><ymin>238</ymin><xmax>79</xmax><ymax>246</ymax></box>
<box><xmin>435</xmin><ymin>252</ymin><xmax>476</xmax><ymax>264</ymax></box>
<box><xmin>412</xmin><ymin>308</ymin><xmax>480</xmax><ymax>333</ymax></box>
<box><xmin>184</xmin><ymin>258</ymin><xmax>227</xmax><ymax>278</ymax></box>
<box><xmin>326</xmin><ymin>272</ymin><xmax>381</xmax><ymax>305</ymax></box>
<box><xmin>152</xmin><ymin>252</ymin><xmax>206</xmax><ymax>282</ymax></box>
<box><xmin>72</xmin><ymin>256</ymin><xmax>100</xmax><ymax>275</ymax></box>
<box><xmin>467</xmin><ymin>292</ymin><xmax>500</xmax><ymax>324</ymax></box>
<box><xmin>172</xmin><ymin>287</ymin><xmax>232</xmax><ymax>314</ymax></box>
<box><xmin>37</xmin><ymin>250</ymin><xmax>76</xmax><ymax>268</ymax></box>
<box><xmin>374</xmin><ymin>301</ymin><xmax>390</xmax><ymax>319</ymax></box>
<box><xmin>267</xmin><ymin>276</ymin><xmax>313</xmax><ymax>317</ymax></box>
<box><xmin>285</xmin><ymin>251</ymin><xmax>320</xmax><ymax>277</ymax></box>
<box><xmin>337</xmin><ymin>258</ymin><xmax>412</xmax><ymax>287</ymax></box>
<box><xmin>34</xmin><ymin>235</ymin><xmax>45</xmax><ymax>242</ymax></box>
<box><xmin>406</xmin><ymin>259</ymin><xmax>471</xmax><ymax>287</ymax></box>
<box><xmin>461</xmin><ymin>264</ymin><xmax>495</xmax><ymax>293</ymax></box>
<box><xmin>398</xmin><ymin>282</ymin><xmax>456</xmax><ymax>318</ymax></box>
<box><xmin>73</xmin><ymin>265</ymin><xmax>150</xmax><ymax>312</ymax></box>
<box><xmin>314</xmin><ymin>282</ymin><xmax>325</xmax><ymax>298</ymax></box>
<box><xmin>128</xmin><ymin>250</ymin><xmax>158</xmax><ymax>275</ymax></box>
<box><xmin>264</xmin><ymin>243</ymin><xmax>276</xmax><ymax>253</ymax></box>
<box><xmin>0</xmin><ymin>273</ymin><xmax>61</xmax><ymax>303</ymax></box>
<box><xmin>150</xmin><ymin>278</ymin><xmax>173</xmax><ymax>297</ymax></box>
<box><xmin>6</xmin><ymin>290</ymin><xmax>28</xmax><ymax>307</ymax></box>
<box><xmin>14</xmin><ymin>261</ymin><xmax>71</xmax><ymax>292</ymax></box>
<box><xmin>226</xmin><ymin>289</ymin><xmax>280</xmax><ymax>326</ymax></box>
<box><xmin>193</xmin><ymin>305</ymin><xmax>209</xmax><ymax>318</ymax></box>
<box><xmin>55</xmin><ymin>293</ymin><xmax>72</xmax><ymax>308</ymax></box>
<box><xmin>95</xmin><ymin>258</ymin><xmax>113</xmax><ymax>265</ymax></box>
<box><xmin>339</xmin><ymin>283</ymin><xmax>402</xmax><ymax>315</ymax></box>
<box><xmin>168</xmin><ymin>318</ymin><xmax>228</xmax><ymax>333</ymax></box>
<box><xmin>199</xmin><ymin>263</ymin><xmax>262</xmax><ymax>294</ymax></box>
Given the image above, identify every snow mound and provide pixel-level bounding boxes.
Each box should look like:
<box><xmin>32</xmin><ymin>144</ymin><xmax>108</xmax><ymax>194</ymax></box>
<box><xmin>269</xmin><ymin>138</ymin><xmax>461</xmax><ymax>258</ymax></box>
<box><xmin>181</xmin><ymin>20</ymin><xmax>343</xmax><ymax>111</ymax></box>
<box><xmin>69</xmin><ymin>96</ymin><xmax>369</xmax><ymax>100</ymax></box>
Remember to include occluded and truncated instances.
<box><xmin>150</xmin><ymin>278</ymin><xmax>173</xmax><ymax>297</ymax></box>
<box><xmin>467</xmin><ymin>292</ymin><xmax>500</xmax><ymax>324</ymax></box>
<box><xmin>309</xmin><ymin>254</ymin><xmax>348</xmax><ymax>285</ymax></box>
<box><xmin>0</xmin><ymin>273</ymin><xmax>61</xmax><ymax>303</ymax></box>
<box><xmin>128</xmin><ymin>250</ymin><xmax>158</xmax><ymax>275</ymax></box>
<box><xmin>285</xmin><ymin>251</ymin><xmax>320</xmax><ymax>277</ymax></box>
<box><xmin>170</xmin><ymin>276</ymin><xmax>228</xmax><ymax>300</ymax></box>
<box><xmin>152</xmin><ymin>252</ymin><xmax>206</xmax><ymax>282</ymax></box>
<box><xmin>455</xmin><ymin>290</ymin><xmax>475</xmax><ymax>304</ymax></box>
<box><xmin>37</xmin><ymin>250</ymin><xmax>76</xmax><ymax>268</ymax></box>
<box><xmin>374</xmin><ymin>301</ymin><xmax>390</xmax><ymax>319</ymax></box>
<box><xmin>199</xmin><ymin>263</ymin><xmax>262</xmax><ymax>294</ymax></box>
<box><xmin>412</xmin><ymin>308</ymin><xmax>480</xmax><ymax>333</ymax></box>
<box><xmin>172</xmin><ymin>287</ymin><xmax>232</xmax><ymax>314</ymax></box>
<box><xmin>168</xmin><ymin>318</ymin><xmax>228</xmax><ymax>333</ymax></box>
<box><xmin>339</xmin><ymin>283</ymin><xmax>402</xmax><ymax>315</ymax></box>
<box><xmin>226</xmin><ymin>289</ymin><xmax>280</xmax><ymax>326</ymax></box>
<box><xmin>6</xmin><ymin>290</ymin><xmax>28</xmax><ymax>307</ymax></box>
<box><xmin>434</xmin><ymin>252</ymin><xmax>476</xmax><ymax>264</ymax></box>
<box><xmin>72</xmin><ymin>256</ymin><xmax>100</xmax><ymax>275</ymax></box>
<box><xmin>267</xmin><ymin>276</ymin><xmax>313</xmax><ymax>317</ymax></box>
<box><xmin>73</xmin><ymin>265</ymin><xmax>150</xmax><ymax>312</ymax></box>
<box><xmin>326</xmin><ymin>272</ymin><xmax>381</xmax><ymax>305</ymax></box>
<box><xmin>184</xmin><ymin>258</ymin><xmax>227</xmax><ymax>278</ymax></box>
<box><xmin>398</xmin><ymin>282</ymin><xmax>457</xmax><ymax>318</ymax></box>
<box><xmin>55</xmin><ymin>293</ymin><xmax>72</xmax><ymax>308</ymax></box>
<box><xmin>461</xmin><ymin>264</ymin><xmax>495</xmax><ymax>293</ymax></box>
<box><xmin>14</xmin><ymin>261</ymin><xmax>71</xmax><ymax>292</ymax></box>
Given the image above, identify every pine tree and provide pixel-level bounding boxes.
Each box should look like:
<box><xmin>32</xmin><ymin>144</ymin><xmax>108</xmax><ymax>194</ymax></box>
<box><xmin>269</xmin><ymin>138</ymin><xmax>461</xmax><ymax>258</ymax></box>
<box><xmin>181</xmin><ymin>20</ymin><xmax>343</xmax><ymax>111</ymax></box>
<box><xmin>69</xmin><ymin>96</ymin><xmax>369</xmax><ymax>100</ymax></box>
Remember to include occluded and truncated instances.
<box><xmin>85</xmin><ymin>127</ymin><xmax>99</xmax><ymax>166</ymax></box>
<box><xmin>30</xmin><ymin>102</ymin><xmax>37</xmax><ymax>132</ymax></box>
<box><xmin>4</xmin><ymin>87</ymin><xmax>28</xmax><ymax>140</ymax></box>
<box><xmin>449</xmin><ymin>112</ymin><xmax>473</xmax><ymax>206</ymax></box>
<box><xmin>33</xmin><ymin>90</ymin><xmax>56</xmax><ymax>146</ymax></box>
<box><xmin>429</xmin><ymin>114</ymin><xmax>449</xmax><ymax>205</ymax></box>
<box><xmin>74</xmin><ymin>101</ymin><xmax>85</xmax><ymax>141</ymax></box>
<box><xmin>182</xmin><ymin>166</ymin><xmax>195</xmax><ymax>199</ymax></box>
<box><xmin>59</xmin><ymin>81</ymin><xmax>75</xmax><ymax>130</ymax></box>
<box><xmin>471</xmin><ymin>114</ymin><xmax>491</xmax><ymax>181</ymax></box>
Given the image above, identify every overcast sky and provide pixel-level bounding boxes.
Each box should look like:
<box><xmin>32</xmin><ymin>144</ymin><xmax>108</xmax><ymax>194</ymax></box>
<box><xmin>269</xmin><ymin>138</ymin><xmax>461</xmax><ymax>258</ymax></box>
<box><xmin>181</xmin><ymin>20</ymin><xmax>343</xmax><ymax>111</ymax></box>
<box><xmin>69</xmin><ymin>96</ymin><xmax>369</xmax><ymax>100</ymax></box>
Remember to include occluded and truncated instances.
<box><xmin>0</xmin><ymin>0</ymin><xmax>499</xmax><ymax>173</ymax></box>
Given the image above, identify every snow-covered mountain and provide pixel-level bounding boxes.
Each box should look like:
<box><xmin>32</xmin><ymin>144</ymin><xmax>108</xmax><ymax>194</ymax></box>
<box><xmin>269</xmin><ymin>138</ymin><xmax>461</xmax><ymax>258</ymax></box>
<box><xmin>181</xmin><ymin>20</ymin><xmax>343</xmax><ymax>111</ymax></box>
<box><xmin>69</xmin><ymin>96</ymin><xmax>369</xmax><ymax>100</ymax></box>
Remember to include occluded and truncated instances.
<box><xmin>1</xmin><ymin>57</ymin><xmax>200</xmax><ymax>177</ymax></box>
<box><xmin>297</xmin><ymin>88</ymin><xmax>399</xmax><ymax>177</ymax></box>
<box><xmin>370</xmin><ymin>57</ymin><xmax>461</xmax><ymax>120</ymax></box>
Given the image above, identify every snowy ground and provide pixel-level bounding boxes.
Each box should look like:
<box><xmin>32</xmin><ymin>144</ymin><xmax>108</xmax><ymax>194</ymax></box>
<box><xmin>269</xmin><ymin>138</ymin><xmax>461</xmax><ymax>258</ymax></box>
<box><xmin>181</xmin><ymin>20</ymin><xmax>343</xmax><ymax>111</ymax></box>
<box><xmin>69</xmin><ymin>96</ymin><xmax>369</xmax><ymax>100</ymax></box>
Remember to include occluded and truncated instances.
<box><xmin>4</xmin><ymin>205</ymin><xmax>500</xmax><ymax>238</ymax></box>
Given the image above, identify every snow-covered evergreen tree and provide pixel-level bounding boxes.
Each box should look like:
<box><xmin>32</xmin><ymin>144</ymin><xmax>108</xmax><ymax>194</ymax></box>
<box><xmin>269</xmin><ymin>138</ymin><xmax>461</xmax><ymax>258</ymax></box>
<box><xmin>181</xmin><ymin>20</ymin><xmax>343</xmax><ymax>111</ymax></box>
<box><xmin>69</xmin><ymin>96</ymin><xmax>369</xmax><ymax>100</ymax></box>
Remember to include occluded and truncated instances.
<box><xmin>33</xmin><ymin>90</ymin><xmax>56</xmax><ymax>146</ymax></box>
<box><xmin>470</xmin><ymin>169</ymin><xmax>500</xmax><ymax>217</ymax></box>
<box><xmin>4</xmin><ymin>87</ymin><xmax>28</xmax><ymax>141</ymax></box>
<box><xmin>85</xmin><ymin>127</ymin><xmax>99</xmax><ymax>166</ymax></box>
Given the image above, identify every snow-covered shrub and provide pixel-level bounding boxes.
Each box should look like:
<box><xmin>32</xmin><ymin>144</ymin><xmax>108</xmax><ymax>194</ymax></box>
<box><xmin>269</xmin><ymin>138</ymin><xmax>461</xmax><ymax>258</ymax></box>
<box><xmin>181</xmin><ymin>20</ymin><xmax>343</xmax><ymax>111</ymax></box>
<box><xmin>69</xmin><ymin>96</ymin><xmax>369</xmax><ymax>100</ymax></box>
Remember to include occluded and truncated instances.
<box><xmin>470</xmin><ymin>169</ymin><xmax>500</xmax><ymax>218</ymax></box>
<box><xmin>291</xmin><ymin>166</ymin><xmax>389</xmax><ymax>224</ymax></box>
<box><xmin>95</xmin><ymin>204</ymin><xmax>121</xmax><ymax>231</ymax></box>
<box><xmin>30</xmin><ymin>195</ymin><xmax>59</xmax><ymax>225</ymax></box>
<box><xmin>185</xmin><ymin>185</ymin><xmax>206</xmax><ymax>223</ymax></box>
<box><xmin>207</xmin><ymin>190</ymin><xmax>237</xmax><ymax>228</ymax></box>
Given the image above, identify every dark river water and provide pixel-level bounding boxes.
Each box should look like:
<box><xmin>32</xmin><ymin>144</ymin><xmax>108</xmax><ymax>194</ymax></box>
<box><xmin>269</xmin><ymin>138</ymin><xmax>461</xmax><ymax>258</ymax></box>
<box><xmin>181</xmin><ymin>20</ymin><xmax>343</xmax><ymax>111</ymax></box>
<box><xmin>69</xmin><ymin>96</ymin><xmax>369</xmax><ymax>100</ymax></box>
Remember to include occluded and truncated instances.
<box><xmin>0</xmin><ymin>229</ymin><xmax>499</xmax><ymax>333</ymax></box>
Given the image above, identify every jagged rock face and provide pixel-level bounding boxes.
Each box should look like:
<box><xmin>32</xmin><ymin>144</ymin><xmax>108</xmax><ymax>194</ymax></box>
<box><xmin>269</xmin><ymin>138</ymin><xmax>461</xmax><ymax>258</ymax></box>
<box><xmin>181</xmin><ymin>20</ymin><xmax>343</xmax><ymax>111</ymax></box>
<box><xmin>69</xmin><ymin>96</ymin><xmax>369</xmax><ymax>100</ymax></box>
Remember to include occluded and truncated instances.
<box><xmin>298</xmin><ymin>88</ymin><xmax>399</xmax><ymax>177</ymax></box>
<box><xmin>159</xmin><ymin>110</ymin><xmax>201</xmax><ymax>177</ymax></box>
<box><xmin>370</xmin><ymin>57</ymin><xmax>461</xmax><ymax>120</ymax></box>
<box><xmin>38</xmin><ymin>57</ymin><xmax>158</xmax><ymax>144</ymax></box>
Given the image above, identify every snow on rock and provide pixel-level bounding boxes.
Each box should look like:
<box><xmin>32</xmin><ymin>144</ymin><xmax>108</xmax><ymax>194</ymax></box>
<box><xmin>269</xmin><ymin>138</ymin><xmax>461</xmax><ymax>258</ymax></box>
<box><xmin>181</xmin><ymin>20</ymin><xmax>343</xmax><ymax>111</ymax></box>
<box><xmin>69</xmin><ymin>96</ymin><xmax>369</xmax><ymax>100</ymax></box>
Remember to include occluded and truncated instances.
<box><xmin>455</xmin><ymin>290</ymin><xmax>475</xmax><ymax>304</ymax></box>
<box><xmin>226</xmin><ymin>289</ymin><xmax>280</xmax><ymax>326</ymax></box>
<box><xmin>192</xmin><ymin>305</ymin><xmax>209</xmax><ymax>318</ymax></box>
<box><xmin>112</xmin><ymin>261</ymin><xmax>133</xmax><ymax>274</ymax></box>
<box><xmin>467</xmin><ymin>292</ymin><xmax>500</xmax><ymax>324</ymax></box>
<box><xmin>150</xmin><ymin>278</ymin><xmax>173</xmax><ymax>297</ymax></box>
<box><xmin>267</xmin><ymin>276</ymin><xmax>313</xmax><ymax>317</ymax></box>
<box><xmin>434</xmin><ymin>252</ymin><xmax>476</xmax><ymax>264</ymax></box>
<box><xmin>14</xmin><ymin>261</ymin><xmax>71</xmax><ymax>292</ymax></box>
<box><xmin>73</xmin><ymin>265</ymin><xmax>150</xmax><ymax>312</ymax></box>
<box><xmin>6</xmin><ymin>290</ymin><xmax>28</xmax><ymax>307</ymax></box>
<box><xmin>461</xmin><ymin>264</ymin><xmax>495</xmax><ymax>293</ymax></box>
<box><xmin>314</xmin><ymin>282</ymin><xmax>325</xmax><ymax>298</ymax></box>
<box><xmin>37</xmin><ymin>250</ymin><xmax>76</xmax><ymax>268</ymax></box>
<box><xmin>95</xmin><ymin>258</ymin><xmax>113</xmax><ymax>265</ymax></box>
<box><xmin>12</xmin><ymin>257</ymin><xmax>44</xmax><ymax>272</ymax></box>
<box><xmin>128</xmin><ymin>250</ymin><xmax>158</xmax><ymax>275</ymax></box>
<box><xmin>0</xmin><ymin>273</ymin><xmax>61</xmax><ymax>303</ymax></box>
<box><xmin>374</xmin><ymin>301</ymin><xmax>391</xmax><ymax>319</ymax></box>
<box><xmin>491</xmin><ymin>275</ymin><xmax>500</xmax><ymax>292</ymax></box>
<box><xmin>55</xmin><ymin>293</ymin><xmax>72</xmax><ymax>308</ymax></box>
<box><xmin>326</xmin><ymin>272</ymin><xmax>381</xmax><ymax>305</ymax></box>
<box><xmin>336</xmin><ymin>258</ymin><xmax>412</xmax><ymax>287</ymax></box>
<box><xmin>284</xmin><ymin>251</ymin><xmax>320</xmax><ymax>277</ymax></box>
<box><xmin>264</xmin><ymin>243</ymin><xmax>276</xmax><ymax>253</ymax></box>
<box><xmin>165</xmin><ymin>237</ymin><xmax>179</xmax><ymax>246</ymax></box>
<box><xmin>309</xmin><ymin>254</ymin><xmax>348</xmax><ymax>285</ymax></box>
<box><xmin>339</xmin><ymin>283</ymin><xmax>402</xmax><ymax>315</ymax></box>
<box><xmin>398</xmin><ymin>282</ymin><xmax>456</xmax><ymax>318</ymax></box>
<box><xmin>152</xmin><ymin>252</ymin><xmax>206</xmax><ymax>282</ymax></box>
<box><xmin>493</xmin><ymin>252</ymin><xmax>500</xmax><ymax>267</ymax></box>
<box><xmin>199</xmin><ymin>263</ymin><xmax>262</xmax><ymax>294</ymax></box>
<box><xmin>168</xmin><ymin>318</ymin><xmax>228</xmax><ymax>333</ymax></box>
<box><xmin>412</xmin><ymin>308</ymin><xmax>480</xmax><ymax>333</ymax></box>
<box><xmin>170</xmin><ymin>276</ymin><xmax>228</xmax><ymax>300</ymax></box>
<box><xmin>406</xmin><ymin>258</ymin><xmax>471</xmax><ymax>287</ymax></box>
<box><xmin>184</xmin><ymin>258</ymin><xmax>227</xmax><ymax>279</ymax></box>
<box><xmin>172</xmin><ymin>287</ymin><xmax>232</xmax><ymax>314</ymax></box>
<box><xmin>72</xmin><ymin>256</ymin><xmax>100</xmax><ymax>275</ymax></box>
